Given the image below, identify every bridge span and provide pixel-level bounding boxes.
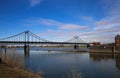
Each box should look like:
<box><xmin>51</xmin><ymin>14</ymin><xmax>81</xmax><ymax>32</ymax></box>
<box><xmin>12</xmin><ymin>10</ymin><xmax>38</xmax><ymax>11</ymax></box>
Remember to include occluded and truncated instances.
<box><xmin>0</xmin><ymin>31</ymin><xmax>89</xmax><ymax>56</ymax></box>
<box><xmin>0</xmin><ymin>31</ymin><xmax>89</xmax><ymax>45</ymax></box>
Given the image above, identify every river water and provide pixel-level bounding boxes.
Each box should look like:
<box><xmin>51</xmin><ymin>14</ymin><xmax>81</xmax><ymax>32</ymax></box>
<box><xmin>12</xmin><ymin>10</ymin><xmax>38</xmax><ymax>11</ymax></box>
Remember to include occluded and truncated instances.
<box><xmin>0</xmin><ymin>47</ymin><xmax>120</xmax><ymax>78</ymax></box>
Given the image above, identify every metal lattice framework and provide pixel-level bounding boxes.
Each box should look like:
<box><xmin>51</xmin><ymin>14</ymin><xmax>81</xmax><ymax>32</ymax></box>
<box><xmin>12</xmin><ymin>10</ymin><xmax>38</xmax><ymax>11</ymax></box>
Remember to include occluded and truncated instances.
<box><xmin>65</xmin><ymin>36</ymin><xmax>85</xmax><ymax>43</ymax></box>
<box><xmin>0</xmin><ymin>31</ymin><xmax>50</xmax><ymax>42</ymax></box>
<box><xmin>0</xmin><ymin>31</ymin><xmax>88</xmax><ymax>46</ymax></box>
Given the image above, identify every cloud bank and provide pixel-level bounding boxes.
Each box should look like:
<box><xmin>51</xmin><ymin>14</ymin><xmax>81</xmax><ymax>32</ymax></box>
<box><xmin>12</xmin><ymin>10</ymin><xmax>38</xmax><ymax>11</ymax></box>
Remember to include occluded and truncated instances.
<box><xmin>24</xmin><ymin>0</ymin><xmax>120</xmax><ymax>43</ymax></box>
<box><xmin>23</xmin><ymin>17</ymin><xmax>120</xmax><ymax>43</ymax></box>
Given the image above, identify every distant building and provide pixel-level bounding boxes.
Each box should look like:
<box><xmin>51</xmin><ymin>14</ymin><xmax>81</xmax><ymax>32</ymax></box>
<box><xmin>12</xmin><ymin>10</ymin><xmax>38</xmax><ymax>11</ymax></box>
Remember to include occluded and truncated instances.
<box><xmin>92</xmin><ymin>42</ymin><xmax>101</xmax><ymax>46</ymax></box>
<box><xmin>115</xmin><ymin>35</ymin><xmax>120</xmax><ymax>46</ymax></box>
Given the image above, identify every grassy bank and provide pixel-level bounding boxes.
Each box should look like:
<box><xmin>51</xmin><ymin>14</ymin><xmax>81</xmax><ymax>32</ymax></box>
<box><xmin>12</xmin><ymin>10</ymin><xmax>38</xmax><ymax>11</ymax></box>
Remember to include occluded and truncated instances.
<box><xmin>0</xmin><ymin>63</ymin><xmax>43</xmax><ymax>78</ymax></box>
<box><xmin>0</xmin><ymin>49</ymin><xmax>44</xmax><ymax>78</ymax></box>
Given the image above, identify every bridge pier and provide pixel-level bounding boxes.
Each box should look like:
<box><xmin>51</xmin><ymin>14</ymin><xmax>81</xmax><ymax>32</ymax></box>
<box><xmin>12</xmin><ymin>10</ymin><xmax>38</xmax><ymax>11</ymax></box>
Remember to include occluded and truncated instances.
<box><xmin>74</xmin><ymin>44</ymin><xmax>78</xmax><ymax>49</ymax></box>
<box><xmin>24</xmin><ymin>44</ymin><xmax>30</xmax><ymax>68</ymax></box>
<box><xmin>24</xmin><ymin>45</ymin><xmax>29</xmax><ymax>58</ymax></box>
<box><xmin>0</xmin><ymin>58</ymin><xmax>1</xmax><ymax>63</ymax></box>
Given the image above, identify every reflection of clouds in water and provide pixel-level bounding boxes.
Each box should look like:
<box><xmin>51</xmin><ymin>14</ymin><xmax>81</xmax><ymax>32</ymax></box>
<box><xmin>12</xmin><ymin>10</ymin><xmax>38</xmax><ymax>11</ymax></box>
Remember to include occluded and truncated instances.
<box><xmin>64</xmin><ymin>53</ymin><xmax>85</xmax><ymax>78</ymax></box>
<box><xmin>69</xmin><ymin>70</ymin><xmax>83</xmax><ymax>78</ymax></box>
<box><xmin>30</xmin><ymin>51</ymin><xmax>69</xmax><ymax>57</ymax></box>
<box><xmin>63</xmin><ymin>69</ymin><xmax>84</xmax><ymax>78</ymax></box>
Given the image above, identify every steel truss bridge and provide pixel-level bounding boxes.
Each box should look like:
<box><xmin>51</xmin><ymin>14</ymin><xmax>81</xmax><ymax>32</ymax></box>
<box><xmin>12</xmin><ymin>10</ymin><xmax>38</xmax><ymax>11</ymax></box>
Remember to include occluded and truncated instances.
<box><xmin>0</xmin><ymin>31</ymin><xmax>88</xmax><ymax>47</ymax></box>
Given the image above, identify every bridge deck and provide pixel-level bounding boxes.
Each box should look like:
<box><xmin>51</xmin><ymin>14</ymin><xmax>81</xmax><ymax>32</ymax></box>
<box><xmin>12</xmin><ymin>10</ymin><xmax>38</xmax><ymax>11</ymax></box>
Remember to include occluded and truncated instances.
<box><xmin>0</xmin><ymin>41</ymin><xmax>88</xmax><ymax>45</ymax></box>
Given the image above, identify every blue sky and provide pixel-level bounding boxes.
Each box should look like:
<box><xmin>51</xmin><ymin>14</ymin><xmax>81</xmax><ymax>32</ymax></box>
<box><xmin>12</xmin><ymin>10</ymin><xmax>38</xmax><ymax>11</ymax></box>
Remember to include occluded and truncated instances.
<box><xmin>0</xmin><ymin>0</ymin><xmax>120</xmax><ymax>43</ymax></box>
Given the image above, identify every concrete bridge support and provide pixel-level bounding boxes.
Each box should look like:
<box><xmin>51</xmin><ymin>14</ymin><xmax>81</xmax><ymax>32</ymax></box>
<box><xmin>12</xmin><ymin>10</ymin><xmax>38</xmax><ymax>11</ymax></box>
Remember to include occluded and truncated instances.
<box><xmin>74</xmin><ymin>44</ymin><xmax>78</xmax><ymax>49</ymax></box>
<box><xmin>24</xmin><ymin>44</ymin><xmax>30</xmax><ymax>68</ymax></box>
<box><xmin>0</xmin><ymin>58</ymin><xmax>1</xmax><ymax>63</ymax></box>
<box><xmin>24</xmin><ymin>45</ymin><xmax>29</xmax><ymax>58</ymax></box>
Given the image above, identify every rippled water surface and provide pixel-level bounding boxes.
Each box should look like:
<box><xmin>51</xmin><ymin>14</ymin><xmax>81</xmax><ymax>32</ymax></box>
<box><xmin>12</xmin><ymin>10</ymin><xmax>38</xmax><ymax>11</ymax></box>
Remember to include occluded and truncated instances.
<box><xmin>0</xmin><ymin>48</ymin><xmax>120</xmax><ymax>78</ymax></box>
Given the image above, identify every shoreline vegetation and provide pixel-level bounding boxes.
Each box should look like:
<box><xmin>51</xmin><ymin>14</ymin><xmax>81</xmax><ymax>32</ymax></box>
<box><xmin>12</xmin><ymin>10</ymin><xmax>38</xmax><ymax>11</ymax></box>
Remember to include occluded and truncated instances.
<box><xmin>0</xmin><ymin>59</ymin><xmax>43</xmax><ymax>78</ymax></box>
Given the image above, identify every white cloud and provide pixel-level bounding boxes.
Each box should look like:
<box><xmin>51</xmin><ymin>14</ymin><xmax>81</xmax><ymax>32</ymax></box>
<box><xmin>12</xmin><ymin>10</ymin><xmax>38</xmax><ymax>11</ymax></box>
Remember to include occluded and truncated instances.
<box><xmin>29</xmin><ymin>0</ymin><xmax>42</xmax><ymax>7</ymax></box>
<box><xmin>24</xmin><ymin>18</ymin><xmax>89</xmax><ymax>31</ymax></box>
<box><xmin>81</xmin><ymin>34</ymin><xmax>115</xmax><ymax>43</ymax></box>
<box><xmin>38</xmin><ymin>30</ymin><xmax>78</xmax><ymax>37</ymax></box>
<box><xmin>91</xmin><ymin>0</ymin><xmax>120</xmax><ymax>42</ymax></box>
<box><xmin>23</xmin><ymin>17</ymin><xmax>120</xmax><ymax>43</ymax></box>
<box><xmin>40</xmin><ymin>18</ymin><xmax>89</xmax><ymax>30</ymax></box>
<box><xmin>37</xmin><ymin>27</ymin><xmax>120</xmax><ymax>43</ymax></box>
<box><xmin>60</xmin><ymin>24</ymin><xmax>89</xmax><ymax>30</ymax></box>
<box><xmin>37</xmin><ymin>29</ymin><xmax>80</xmax><ymax>42</ymax></box>
<box><xmin>39</xmin><ymin>18</ymin><xmax>62</xmax><ymax>26</ymax></box>
<box><xmin>95</xmin><ymin>16</ymin><xmax>120</xmax><ymax>27</ymax></box>
<box><xmin>77</xmin><ymin>26</ymin><xmax>120</xmax><ymax>43</ymax></box>
<box><xmin>92</xmin><ymin>12</ymin><xmax>120</xmax><ymax>31</ymax></box>
<box><xmin>80</xmin><ymin>28</ymin><xmax>120</xmax><ymax>36</ymax></box>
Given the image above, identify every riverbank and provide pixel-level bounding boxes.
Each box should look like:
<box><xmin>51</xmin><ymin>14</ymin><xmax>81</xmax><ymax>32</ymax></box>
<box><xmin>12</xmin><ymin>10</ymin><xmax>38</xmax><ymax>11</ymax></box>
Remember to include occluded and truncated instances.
<box><xmin>0</xmin><ymin>62</ymin><xmax>43</xmax><ymax>78</ymax></box>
